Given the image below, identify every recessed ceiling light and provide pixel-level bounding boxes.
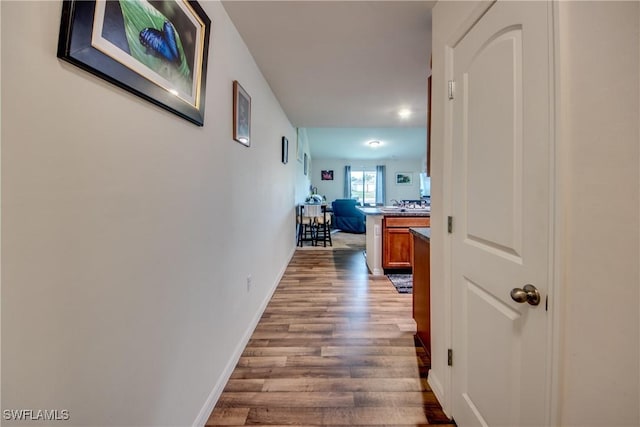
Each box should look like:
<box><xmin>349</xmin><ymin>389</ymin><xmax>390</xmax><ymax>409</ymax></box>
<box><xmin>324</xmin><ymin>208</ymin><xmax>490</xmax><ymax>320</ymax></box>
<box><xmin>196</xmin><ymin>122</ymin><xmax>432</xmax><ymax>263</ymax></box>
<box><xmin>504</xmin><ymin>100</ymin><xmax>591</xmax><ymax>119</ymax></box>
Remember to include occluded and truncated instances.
<box><xmin>368</xmin><ymin>140</ymin><xmax>381</xmax><ymax>147</ymax></box>
<box><xmin>398</xmin><ymin>108</ymin><xmax>412</xmax><ymax>119</ymax></box>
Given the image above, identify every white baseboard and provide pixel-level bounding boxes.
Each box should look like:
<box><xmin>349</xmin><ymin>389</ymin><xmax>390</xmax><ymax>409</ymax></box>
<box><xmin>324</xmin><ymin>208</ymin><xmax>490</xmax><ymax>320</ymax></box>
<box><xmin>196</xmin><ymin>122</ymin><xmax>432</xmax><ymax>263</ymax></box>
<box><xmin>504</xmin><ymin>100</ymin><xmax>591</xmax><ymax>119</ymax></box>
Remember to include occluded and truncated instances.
<box><xmin>192</xmin><ymin>246</ymin><xmax>296</xmax><ymax>426</ymax></box>
<box><xmin>428</xmin><ymin>370</ymin><xmax>451</xmax><ymax>418</ymax></box>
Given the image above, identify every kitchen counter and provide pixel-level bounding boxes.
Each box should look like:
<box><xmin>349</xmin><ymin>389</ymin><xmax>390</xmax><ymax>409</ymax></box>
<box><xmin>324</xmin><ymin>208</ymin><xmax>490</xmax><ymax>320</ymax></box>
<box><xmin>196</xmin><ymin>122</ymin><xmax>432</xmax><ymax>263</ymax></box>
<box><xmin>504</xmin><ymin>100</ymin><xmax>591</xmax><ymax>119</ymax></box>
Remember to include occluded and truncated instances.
<box><xmin>358</xmin><ymin>206</ymin><xmax>431</xmax><ymax>217</ymax></box>
<box><xmin>356</xmin><ymin>207</ymin><xmax>431</xmax><ymax>276</ymax></box>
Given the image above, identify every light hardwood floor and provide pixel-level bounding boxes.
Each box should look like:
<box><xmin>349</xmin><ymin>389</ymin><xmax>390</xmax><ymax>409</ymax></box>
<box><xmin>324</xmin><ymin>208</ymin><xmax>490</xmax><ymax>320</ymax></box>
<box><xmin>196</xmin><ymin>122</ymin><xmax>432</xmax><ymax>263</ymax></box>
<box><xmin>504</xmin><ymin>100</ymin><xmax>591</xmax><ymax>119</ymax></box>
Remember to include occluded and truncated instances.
<box><xmin>207</xmin><ymin>247</ymin><xmax>453</xmax><ymax>426</ymax></box>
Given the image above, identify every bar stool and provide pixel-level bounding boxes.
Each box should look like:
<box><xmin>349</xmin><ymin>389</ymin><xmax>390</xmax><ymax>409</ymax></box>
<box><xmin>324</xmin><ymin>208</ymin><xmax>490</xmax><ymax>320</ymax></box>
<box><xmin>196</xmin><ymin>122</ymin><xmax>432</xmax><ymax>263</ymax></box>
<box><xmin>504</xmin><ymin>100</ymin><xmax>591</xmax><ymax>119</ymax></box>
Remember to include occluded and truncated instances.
<box><xmin>314</xmin><ymin>205</ymin><xmax>332</xmax><ymax>247</ymax></box>
<box><xmin>297</xmin><ymin>204</ymin><xmax>318</xmax><ymax>246</ymax></box>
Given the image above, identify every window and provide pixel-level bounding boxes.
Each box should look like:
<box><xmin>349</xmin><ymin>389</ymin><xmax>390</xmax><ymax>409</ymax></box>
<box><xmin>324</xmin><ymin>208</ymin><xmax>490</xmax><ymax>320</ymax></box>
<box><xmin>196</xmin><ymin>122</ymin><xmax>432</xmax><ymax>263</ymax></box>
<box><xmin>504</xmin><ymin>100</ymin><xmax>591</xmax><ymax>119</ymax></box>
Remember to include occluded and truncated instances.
<box><xmin>419</xmin><ymin>172</ymin><xmax>431</xmax><ymax>197</ymax></box>
<box><xmin>350</xmin><ymin>170</ymin><xmax>377</xmax><ymax>205</ymax></box>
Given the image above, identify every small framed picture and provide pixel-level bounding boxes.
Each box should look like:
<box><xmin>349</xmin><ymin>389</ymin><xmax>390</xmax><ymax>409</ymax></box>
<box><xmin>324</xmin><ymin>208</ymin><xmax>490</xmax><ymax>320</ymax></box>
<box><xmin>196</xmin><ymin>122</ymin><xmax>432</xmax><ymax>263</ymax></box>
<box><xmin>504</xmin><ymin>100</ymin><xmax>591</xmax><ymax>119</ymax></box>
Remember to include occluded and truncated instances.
<box><xmin>296</xmin><ymin>129</ymin><xmax>303</xmax><ymax>162</ymax></box>
<box><xmin>233</xmin><ymin>80</ymin><xmax>251</xmax><ymax>146</ymax></box>
<box><xmin>321</xmin><ymin>170</ymin><xmax>334</xmax><ymax>180</ymax></box>
<box><xmin>395</xmin><ymin>172</ymin><xmax>413</xmax><ymax>185</ymax></box>
<box><xmin>282</xmin><ymin>136</ymin><xmax>288</xmax><ymax>164</ymax></box>
<box><xmin>304</xmin><ymin>153</ymin><xmax>308</xmax><ymax>175</ymax></box>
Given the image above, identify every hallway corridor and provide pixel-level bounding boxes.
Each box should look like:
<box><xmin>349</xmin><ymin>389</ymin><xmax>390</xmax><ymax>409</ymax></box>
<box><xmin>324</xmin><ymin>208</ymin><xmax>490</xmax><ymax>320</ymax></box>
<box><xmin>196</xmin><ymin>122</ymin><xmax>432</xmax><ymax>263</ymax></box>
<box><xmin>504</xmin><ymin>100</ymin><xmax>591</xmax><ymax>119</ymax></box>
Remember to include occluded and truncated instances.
<box><xmin>207</xmin><ymin>248</ymin><xmax>451</xmax><ymax>426</ymax></box>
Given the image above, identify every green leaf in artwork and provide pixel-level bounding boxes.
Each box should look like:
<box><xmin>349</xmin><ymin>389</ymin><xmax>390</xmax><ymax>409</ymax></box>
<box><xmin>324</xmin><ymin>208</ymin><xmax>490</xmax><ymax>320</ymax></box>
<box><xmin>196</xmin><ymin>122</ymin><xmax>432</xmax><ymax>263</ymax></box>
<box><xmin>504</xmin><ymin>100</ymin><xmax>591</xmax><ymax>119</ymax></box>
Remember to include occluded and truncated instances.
<box><xmin>118</xmin><ymin>0</ymin><xmax>192</xmax><ymax>96</ymax></box>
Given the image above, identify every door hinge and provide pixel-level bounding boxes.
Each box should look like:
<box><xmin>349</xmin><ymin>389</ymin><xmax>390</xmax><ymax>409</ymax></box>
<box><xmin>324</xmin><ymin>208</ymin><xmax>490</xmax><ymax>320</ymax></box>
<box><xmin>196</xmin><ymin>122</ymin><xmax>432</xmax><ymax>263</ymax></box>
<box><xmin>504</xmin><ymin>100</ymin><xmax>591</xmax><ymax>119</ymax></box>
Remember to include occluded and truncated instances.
<box><xmin>448</xmin><ymin>349</ymin><xmax>453</xmax><ymax>366</ymax></box>
<box><xmin>447</xmin><ymin>216</ymin><xmax>453</xmax><ymax>233</ymax></box>
<box><xmin>448</xmin><ymin>80</ymin><xmax>455</xmax><ymax>100</ymax></box>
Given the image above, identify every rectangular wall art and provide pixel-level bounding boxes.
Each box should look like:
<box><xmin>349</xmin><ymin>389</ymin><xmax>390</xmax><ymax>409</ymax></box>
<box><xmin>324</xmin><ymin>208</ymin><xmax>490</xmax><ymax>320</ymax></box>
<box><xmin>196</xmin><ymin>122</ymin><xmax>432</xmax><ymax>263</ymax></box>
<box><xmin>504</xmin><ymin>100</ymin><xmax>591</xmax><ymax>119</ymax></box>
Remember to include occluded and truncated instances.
<box><xmin>282</xmin><ymin>137</ymin><xmax>288</xmax><ymax>164</ymax></box>
<box><xmin>395</xmin><ymin>172</ymin><xmax>413</xmax><ymax>185</ymax></box>
<box><xmin>233</xmin><ymin>81</ymin><xmax>251</xmax><ymax>146</ymax></box>
<box><xmin>58</xmin><ymin>0</ymin><xmax>212</xmax><ymax>126</ymax></box>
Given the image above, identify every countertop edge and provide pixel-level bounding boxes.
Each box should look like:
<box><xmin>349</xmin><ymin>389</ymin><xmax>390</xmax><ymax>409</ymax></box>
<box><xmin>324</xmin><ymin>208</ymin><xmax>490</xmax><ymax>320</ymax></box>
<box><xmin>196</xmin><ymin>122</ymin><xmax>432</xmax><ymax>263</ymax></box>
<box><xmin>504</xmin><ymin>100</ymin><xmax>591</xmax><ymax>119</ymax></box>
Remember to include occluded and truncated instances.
<box><xmin>410</xmin><ymin>227</ymin><xmax>431</xmax><ymax>241</ymax></box>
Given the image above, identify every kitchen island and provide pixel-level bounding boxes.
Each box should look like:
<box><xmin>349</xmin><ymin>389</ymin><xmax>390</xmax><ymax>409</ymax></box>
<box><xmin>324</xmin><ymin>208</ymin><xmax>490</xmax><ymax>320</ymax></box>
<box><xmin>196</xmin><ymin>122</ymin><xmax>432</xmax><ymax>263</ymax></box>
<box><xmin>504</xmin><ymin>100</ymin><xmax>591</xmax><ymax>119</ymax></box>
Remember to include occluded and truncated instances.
<box><xmin>357</xmin><ymin>206</ymin><xmax>430</xmax><ymax>276</ymax></box>
<box><xmin>410</xmin><ymin>227</ymin><xmax>431</xmax><ymax>353</ymax></box>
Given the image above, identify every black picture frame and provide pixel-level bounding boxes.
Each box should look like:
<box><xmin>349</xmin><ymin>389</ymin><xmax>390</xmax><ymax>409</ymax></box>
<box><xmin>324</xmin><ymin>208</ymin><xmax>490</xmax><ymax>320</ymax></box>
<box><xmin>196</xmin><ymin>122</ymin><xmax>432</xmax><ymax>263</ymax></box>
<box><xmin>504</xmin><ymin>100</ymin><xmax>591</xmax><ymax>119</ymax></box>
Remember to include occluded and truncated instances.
<box><xmin>57</xmin><ymin>0</ymin><xmax>211</xmax><ymax>126</ymax></box>
<box><xmin>321</xmin><ymin>170</ymin><xmax>334</xmax><ymax>180</ymax></box>
<box><xmin>233</xmin><ymin>80</ymin><xmax>251</xmax><ymax>146</ymax></box>
<box><xmin>282</xmin><ymin>136</ymin><xmax>288</xmax><ymax>164</ymax></box>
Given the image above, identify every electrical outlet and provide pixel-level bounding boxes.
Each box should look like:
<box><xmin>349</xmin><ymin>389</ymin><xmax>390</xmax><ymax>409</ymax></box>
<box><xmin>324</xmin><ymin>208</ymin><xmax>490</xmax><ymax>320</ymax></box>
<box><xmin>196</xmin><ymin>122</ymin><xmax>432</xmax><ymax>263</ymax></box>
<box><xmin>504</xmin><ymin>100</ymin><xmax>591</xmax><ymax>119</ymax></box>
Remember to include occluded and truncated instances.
<box><xmin>246</xmin><ymin>275</ymin><xmax>252</xmax><ymax>292</ymax></box>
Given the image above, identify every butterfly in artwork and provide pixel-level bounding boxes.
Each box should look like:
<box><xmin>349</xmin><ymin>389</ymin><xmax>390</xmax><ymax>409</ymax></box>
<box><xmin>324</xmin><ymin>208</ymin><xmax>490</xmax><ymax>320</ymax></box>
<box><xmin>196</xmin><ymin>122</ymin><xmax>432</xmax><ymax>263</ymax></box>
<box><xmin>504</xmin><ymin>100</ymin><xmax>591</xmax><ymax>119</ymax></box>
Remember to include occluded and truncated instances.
<box><xmin>139</xmin><ymin>21</ymin><xmax>181</xmax><ymax>65</ymax></box>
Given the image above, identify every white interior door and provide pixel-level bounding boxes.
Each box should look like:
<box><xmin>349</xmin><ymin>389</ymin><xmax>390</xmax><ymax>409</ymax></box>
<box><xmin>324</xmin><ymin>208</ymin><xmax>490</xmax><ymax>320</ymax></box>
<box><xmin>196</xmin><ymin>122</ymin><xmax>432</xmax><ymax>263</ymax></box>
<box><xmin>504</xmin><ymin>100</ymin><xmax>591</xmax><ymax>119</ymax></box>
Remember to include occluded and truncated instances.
<box><xmin>450</xmin><ymin>2</ymin><xmax>552</xmax><ymax>426</ymax></box>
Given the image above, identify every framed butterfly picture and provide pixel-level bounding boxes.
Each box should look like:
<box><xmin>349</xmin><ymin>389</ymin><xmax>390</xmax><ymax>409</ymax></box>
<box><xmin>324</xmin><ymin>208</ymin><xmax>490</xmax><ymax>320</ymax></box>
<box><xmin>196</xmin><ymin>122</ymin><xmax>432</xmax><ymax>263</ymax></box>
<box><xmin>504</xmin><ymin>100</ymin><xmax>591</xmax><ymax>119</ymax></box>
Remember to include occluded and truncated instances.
<box><xmin>57</xmin><ymin>0</ymin><xmax>211</xmax><ymax>126</ymax></box>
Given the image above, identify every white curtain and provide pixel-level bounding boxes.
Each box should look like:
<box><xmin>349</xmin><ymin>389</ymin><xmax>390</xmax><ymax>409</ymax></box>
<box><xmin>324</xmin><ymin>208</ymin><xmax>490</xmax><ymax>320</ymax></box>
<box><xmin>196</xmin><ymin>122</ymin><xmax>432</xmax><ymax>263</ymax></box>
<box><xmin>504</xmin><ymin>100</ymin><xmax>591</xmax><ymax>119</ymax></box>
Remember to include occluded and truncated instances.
<box><xmin>375</xmin><ymin>165</ymin><xmax>386</xmax><ymax>205</ymax></box>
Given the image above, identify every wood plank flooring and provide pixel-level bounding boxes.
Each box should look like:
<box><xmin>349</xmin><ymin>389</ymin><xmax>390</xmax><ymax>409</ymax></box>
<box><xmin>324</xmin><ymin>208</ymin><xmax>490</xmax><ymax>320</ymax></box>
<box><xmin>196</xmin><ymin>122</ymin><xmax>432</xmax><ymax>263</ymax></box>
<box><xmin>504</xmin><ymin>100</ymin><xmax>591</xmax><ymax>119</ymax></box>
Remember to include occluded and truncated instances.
<box><xmin>207</xmin><ymin>248</ymin><xmax>453</xmax><ymax>426</ymax></box>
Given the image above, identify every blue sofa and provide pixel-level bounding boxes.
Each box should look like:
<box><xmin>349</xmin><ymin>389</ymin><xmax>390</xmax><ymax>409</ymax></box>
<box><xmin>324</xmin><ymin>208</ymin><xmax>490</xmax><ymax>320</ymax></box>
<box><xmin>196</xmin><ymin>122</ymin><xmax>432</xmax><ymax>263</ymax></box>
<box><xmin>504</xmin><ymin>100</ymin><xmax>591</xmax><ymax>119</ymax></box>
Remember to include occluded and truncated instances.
<box><xmin>331</xmin><ymin>199</ymin><xmax>366</xmax><ymax>234</ymax></box>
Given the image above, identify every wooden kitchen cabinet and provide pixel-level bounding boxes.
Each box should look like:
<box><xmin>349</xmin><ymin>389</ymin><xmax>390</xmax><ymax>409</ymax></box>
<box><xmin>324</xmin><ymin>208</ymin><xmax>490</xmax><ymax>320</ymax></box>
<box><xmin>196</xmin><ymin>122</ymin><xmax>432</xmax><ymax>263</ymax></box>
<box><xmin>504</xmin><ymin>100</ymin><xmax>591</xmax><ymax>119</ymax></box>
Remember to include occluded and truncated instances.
<box><xmin>382</xmin><ymin>216</ymin><xmax>430</xmax><ymax>270</ymax></box>
<box><xmin>411</xmin><ymin>228</ymin><xmax>431</xmax><ymax>354</ymax></box>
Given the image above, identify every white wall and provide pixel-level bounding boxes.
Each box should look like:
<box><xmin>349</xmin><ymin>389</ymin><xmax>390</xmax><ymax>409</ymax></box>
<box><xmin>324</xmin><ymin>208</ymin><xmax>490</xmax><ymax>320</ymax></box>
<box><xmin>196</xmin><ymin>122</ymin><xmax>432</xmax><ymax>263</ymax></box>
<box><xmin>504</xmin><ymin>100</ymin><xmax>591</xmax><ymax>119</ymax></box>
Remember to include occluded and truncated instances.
<box><xmin>311</xmin><ymin>158</ymin><xmax>423</xmax><ymax>205</ymax></box>
<box><xmin>556</xmin><ymin>2</ymin><xmax>639</xmax><ymax>425</ymax></box>
<box><xmin>1</xmin><ymin>1</ymin><xmax>296</xmax><ymax>426</ymax></box>
<box><xmin>295</xmin><ymin>128</ymin><xmax>312</xmax><ymax>203</ymax></box>
<box><xmin>431</xmin><ymin>1</ymin><xmax>640</xmax><ymax>424</ymax></box>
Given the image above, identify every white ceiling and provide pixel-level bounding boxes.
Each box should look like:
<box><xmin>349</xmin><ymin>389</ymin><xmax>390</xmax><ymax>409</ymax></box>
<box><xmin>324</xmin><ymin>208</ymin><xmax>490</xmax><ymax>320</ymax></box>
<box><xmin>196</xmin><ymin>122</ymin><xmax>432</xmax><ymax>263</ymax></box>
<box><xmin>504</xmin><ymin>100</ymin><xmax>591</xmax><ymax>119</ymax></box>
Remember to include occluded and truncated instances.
<box><xmin>221</xmin><ymin>0</ymin><xmax>434</xmax><ymax>158</ymax></box>
<box><xmin>305</xmin><ymin>127</ymin><xmax>426</xmax><ymax>160</ymax></box>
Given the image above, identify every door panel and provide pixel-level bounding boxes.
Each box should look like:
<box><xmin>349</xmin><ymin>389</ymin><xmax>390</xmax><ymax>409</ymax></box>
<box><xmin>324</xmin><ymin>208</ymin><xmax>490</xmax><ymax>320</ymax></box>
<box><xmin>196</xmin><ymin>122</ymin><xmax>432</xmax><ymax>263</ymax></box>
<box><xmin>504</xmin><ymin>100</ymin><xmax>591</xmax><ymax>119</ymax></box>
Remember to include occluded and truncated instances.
<box><xmin>463</xmin><ymin>277</ymin><xmax>523</xmax><ymax>427</ymax></box>
<box><xmin>451</xmin><ymin>2</ymin><xmax>551</xmax><ymax>426</ymax></box>
<box><xmin>465</xmin><ymin>28</ymin><xmax>523</xmax><ymax>259</ymax></box>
